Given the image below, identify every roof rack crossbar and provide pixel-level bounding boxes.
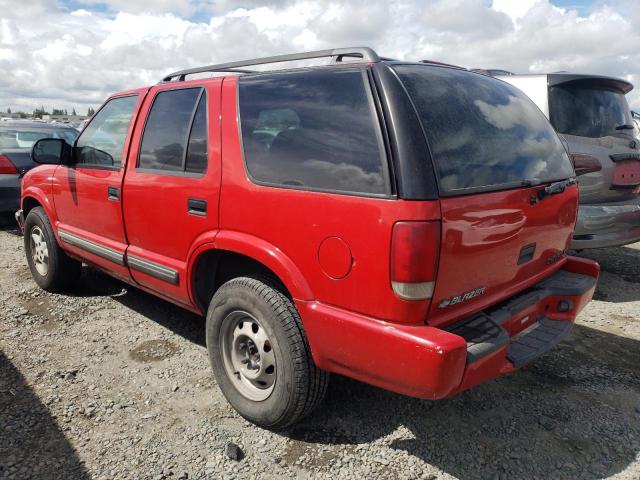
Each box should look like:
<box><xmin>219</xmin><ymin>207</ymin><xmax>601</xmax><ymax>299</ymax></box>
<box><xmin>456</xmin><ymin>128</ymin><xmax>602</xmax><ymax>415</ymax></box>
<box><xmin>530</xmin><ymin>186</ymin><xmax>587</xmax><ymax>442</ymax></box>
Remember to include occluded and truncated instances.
<box><xmin>161</xmin><ymin>47</ymin><xmax>380</xmax><ymax>82</ymax></box>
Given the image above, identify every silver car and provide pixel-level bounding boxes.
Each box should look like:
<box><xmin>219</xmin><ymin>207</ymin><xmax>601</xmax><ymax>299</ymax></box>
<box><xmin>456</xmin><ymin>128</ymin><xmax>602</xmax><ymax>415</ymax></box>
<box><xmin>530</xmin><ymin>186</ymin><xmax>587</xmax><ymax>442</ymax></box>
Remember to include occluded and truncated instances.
<box><xmin>478</xmin><ymin>71</ymin><xmax>640</xmax><ymax>249</ymax></box>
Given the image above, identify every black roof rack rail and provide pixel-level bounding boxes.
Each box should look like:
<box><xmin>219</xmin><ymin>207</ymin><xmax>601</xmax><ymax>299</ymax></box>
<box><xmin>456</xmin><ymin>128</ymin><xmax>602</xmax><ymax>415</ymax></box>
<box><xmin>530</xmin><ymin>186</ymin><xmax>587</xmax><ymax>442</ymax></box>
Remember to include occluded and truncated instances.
<box><xmin>161</xmin><ymin>47</ymin><xmax>380</xmax><ymax>83</ymax></box>
<box><xmin>470</xmin><ymin>68</ymin><xmax>515</xmax><ymax>77</ymax></box>
<box><xmin>420</xmin><ymin>59</ymin><xmax>465</xmax><ymax>69</ymax></box>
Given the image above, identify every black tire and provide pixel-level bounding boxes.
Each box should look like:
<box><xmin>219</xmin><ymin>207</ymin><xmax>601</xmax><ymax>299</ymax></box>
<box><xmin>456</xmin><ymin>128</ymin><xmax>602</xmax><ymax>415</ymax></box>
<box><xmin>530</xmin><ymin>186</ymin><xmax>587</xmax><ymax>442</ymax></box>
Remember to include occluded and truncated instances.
<box><xmin>206</xmin><ymin>276</ymin><xmax>329</xmax><ymax>429</ymax></box>
<box><xmin>24</xmin><ymin>207</ymin><xmax>81</xmax><ymax>292</ymax></box>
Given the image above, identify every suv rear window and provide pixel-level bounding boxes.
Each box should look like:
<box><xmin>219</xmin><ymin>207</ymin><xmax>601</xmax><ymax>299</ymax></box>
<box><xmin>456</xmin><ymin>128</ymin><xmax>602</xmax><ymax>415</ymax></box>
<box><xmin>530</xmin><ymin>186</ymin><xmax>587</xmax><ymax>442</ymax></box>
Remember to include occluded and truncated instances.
<box><xmin>139</xmin><ymin>88</ymin><xmax>208</xmax><ymax>174</ymax></box>
<box><xmin>394</xmin><ymin>65</ymin><xmax>574</xmax><ymax>195</ymax></box>
<box><xmin>549</xmin><ymin>85</ymin><xmax>632</xmax><ymax>139</ymax></box>
<box><xmin>238</xmin><ymin>68</ymin><xmax>389</xmax><ymax>196</ymax></box>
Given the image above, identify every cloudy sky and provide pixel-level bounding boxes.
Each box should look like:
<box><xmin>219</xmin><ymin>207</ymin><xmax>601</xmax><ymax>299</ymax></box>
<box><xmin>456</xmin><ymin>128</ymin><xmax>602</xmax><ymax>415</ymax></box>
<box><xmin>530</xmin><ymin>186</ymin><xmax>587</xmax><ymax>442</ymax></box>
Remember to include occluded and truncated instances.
<box><xmin>1</xmin><ymin>0</ymin><xmax>639</xmax><ymax>114</ymax></box>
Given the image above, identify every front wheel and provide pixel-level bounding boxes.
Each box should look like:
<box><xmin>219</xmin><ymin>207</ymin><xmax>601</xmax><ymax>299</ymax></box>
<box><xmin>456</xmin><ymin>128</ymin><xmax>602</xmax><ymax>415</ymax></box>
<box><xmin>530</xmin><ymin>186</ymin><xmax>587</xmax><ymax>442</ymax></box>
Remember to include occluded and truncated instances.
<box><xmin>206</xmin><ymin>277</ymin><xmax>329</xmax><ymax>429</ymax></box>
<box><xmin>24</xmin><ymin>207</ymin><xmax>81</xmax><ymax>292</ymax></box>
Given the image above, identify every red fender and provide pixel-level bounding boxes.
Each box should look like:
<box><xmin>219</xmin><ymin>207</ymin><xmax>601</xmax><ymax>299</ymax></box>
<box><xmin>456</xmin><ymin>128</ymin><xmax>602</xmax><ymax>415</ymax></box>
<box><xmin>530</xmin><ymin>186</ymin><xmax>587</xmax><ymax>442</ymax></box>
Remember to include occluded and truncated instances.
<box><xmin>190</xmin><ymin>230</ymin><xmax>314</xmax><ymax>301</ymax></box>
<box><xmin>21</xmin><ymin>185</ymin><xmax>58</xmax><ymax>230</ymax></box>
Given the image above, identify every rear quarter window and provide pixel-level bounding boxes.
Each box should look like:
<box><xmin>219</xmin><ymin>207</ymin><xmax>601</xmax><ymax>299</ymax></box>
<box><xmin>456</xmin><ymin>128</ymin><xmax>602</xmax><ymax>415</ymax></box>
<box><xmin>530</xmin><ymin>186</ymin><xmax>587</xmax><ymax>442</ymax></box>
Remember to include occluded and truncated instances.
<box><xmin>394</xmin><ymin>65</ymin><xmax>574</xmax><ymax>195</ymax></box>
<box><xmin>238</xmin><ymin>68</ymin><xmax>389</xmax><ymax>196</ymax></box>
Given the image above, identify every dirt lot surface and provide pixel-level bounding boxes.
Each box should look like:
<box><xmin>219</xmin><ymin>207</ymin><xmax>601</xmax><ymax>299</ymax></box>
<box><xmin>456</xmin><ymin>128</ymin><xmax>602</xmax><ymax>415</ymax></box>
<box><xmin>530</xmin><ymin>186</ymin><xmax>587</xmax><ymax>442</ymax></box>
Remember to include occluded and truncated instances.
<box><xmin>1</xmin><ymin>220</ymin><xmax>639</xmax><ymax>480</ymax></box>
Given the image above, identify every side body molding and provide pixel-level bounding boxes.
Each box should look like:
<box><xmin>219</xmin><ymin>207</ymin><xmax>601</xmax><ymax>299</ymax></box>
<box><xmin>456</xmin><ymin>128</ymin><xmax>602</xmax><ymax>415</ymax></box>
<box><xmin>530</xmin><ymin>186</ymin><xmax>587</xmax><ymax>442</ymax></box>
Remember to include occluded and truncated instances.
<box><xmin>58</xmin><ymin>229</ymin><xmax>125</xmax><ymax>265</ymax></box>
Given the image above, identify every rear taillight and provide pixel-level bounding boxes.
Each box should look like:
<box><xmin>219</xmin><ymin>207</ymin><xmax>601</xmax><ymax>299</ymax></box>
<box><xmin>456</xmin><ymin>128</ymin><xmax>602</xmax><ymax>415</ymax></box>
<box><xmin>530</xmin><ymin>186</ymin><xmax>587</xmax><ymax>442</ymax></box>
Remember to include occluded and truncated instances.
<box><xmin>570</xmin><ymin>153</ymin><xmax>601</xmax><ymax>176</ymax></box>
<box><xmin>0</xmin><ymin>154</ymin><xmax>17</xmax><ymax>174</ymax></box>
<box><xmin>391</xmin><ymin>221</ymin><xmax>440</xmax><ymax>300</ymax></box>
<box><xmin>609</xmin><ymin>156</ymin><xmax>640</xmax><ymax>189</ymax></box>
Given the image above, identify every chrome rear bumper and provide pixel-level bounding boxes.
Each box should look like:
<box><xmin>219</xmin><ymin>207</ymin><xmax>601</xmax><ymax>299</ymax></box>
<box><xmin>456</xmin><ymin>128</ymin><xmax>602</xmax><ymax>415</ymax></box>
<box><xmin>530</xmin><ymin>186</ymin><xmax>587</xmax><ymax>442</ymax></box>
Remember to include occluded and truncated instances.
<box><xmin>572</xmin><ymin>199</ymin><xmax>640</xmax><ymax>249</ymax></box>
<box><xmin>15</xmin><ymin>209</ymin><xmax>24</xmax><ymax>233</ymax></box>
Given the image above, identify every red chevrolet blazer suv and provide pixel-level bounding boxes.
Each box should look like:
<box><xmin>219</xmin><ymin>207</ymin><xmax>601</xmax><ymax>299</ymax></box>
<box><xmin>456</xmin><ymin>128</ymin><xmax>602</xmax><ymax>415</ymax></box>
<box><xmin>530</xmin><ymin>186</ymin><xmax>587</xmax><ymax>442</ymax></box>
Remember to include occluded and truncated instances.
<box><xmin>16</xmin><ymin>48</ymin><xmax>599</xmax><ymax>429</ymax></box>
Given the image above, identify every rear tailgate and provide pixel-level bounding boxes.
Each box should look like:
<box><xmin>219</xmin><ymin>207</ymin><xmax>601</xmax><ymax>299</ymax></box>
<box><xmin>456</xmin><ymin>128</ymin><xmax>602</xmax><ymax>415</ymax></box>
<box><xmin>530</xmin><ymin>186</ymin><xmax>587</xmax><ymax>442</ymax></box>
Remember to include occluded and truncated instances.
<box><xmin>547</xmin><ymin>77</ymin><xmax>639</xmax><ymax>204</ymax></box>
<box><xmin>564</xmin><ymin>134</ymin><xmax>640</xmax><ymax>204</ymax></box>
<box><xmin>390</xmin><ymin>65</ymin><xmax>579</xmax><ymax>328</ymax></box>
<box><xmin>428</xmin><ymin>183</ymin><xmax>578</xmax><ymax>327</ymax></box>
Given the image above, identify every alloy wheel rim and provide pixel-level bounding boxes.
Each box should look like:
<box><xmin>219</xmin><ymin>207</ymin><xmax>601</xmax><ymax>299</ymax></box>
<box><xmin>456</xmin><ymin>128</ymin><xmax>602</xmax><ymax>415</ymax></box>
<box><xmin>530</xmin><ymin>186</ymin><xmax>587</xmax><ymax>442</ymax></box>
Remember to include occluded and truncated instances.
<box><xmin>30</xmin><ymin>226</ymin><xmax>49</xmax><ymax>277</ymax></box>
<box><xmin>220</xmin><ymin>310</ymin><xmax>276</xmax><ymax>401</ymax></box>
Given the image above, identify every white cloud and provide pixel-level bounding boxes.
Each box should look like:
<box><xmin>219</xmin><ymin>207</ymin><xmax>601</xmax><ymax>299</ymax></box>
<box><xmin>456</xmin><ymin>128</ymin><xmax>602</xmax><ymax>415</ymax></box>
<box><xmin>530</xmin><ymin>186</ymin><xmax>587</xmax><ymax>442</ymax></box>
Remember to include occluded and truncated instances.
<box><xmin>1</xmin><ymin>0</ymin><xmax>640</xmax><ymax>114</ymax></box>
<box><xmin>0</xmin><ymin>0</ymin><xmax>54</xmax><ymax>19</ymax></box>
<box><xmin>492</xmin><ymin>0</ymin><xmax>541</xmax><ymax>22</ymax></box>
<box><xmin>74</xmin><ymin>0</ymin><xmax>213</xmax><ymax>16</ymax></box>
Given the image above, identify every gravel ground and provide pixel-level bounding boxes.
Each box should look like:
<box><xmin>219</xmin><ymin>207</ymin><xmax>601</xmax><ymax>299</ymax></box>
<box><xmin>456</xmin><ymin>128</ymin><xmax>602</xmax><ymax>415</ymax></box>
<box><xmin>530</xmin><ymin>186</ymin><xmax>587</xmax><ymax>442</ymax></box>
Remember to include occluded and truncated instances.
<box><xmin>1</xmin><ymin>218</ymin><xmax>639</xmax><ymax>480</ymax></box>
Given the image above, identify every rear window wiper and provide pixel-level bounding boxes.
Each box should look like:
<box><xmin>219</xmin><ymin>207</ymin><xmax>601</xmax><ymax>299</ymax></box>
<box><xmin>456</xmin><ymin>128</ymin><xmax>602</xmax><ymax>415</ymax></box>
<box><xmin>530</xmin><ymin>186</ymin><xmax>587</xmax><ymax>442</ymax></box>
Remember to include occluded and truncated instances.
<box><xmin>615</xmin><ymin>124</ymin><xmax>635</xmax><ymax>130</ymax></box>
<box><xmin>537</xmin><ymin>178</ymin><xmax>577</xmax><ymax>201</ymax></box>
<box><xmin>520</xmin><ymin>178</ymin><xmax>542</xmax><ymax>187</ymax></box>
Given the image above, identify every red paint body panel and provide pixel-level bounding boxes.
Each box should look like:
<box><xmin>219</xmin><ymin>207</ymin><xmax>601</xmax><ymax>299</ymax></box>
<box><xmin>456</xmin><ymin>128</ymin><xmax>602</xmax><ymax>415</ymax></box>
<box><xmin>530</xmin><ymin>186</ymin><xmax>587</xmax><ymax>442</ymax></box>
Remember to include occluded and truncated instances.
<box><xmin>299</xmin><ymin>256</ymin><xmax>597</xmax><ymax>400</ymax></box>
<box><xmin>122</xmin><ymin>79</ymin><xmax>223</xmax><ymax>305</ymax></box>
<box><xmin>50</xmin><ymin>89</ymin><xmax>149</xmax><ymax>281</ymax></box>
<box><xmin>21</xmin><ymin>165</ymin><xmax>58</xmax><ymax>223</ymax></box>
<box><xmin>211</xmin><ymin>230</ymin><xmax>314</xmax><ymax>301</ymax></box>
<box><xmin>219</xmin><ymin>76</ymin><xmax>440</xmax><ymax>324</ymax></box>
<box><xmin>296</xmin><ymin>299</ymin><xmax>468</xmax><ymax>399</ymax></box>
<box><xmin>317</xmin><ymin>237</ymin><xmax>353</xmax><ymax>279</ymax></box>
<box><xmin>429</xmin><ymin>184</ymin><xmax>579</xmax><ymax>327</ymax></box>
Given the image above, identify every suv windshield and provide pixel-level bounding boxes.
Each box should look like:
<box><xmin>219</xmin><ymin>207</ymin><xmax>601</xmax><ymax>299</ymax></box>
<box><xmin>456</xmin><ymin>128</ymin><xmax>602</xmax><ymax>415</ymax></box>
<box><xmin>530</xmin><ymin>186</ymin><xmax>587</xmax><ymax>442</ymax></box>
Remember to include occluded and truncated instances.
<box><xmin>394</xmin><ymin>65</ymin><xmax>574</xmax><ymax>195</ymax></box>
<box><xmin>549</xmin><ymin>85</ymin><xmax>633</xmax><ymax>138</ymax></box>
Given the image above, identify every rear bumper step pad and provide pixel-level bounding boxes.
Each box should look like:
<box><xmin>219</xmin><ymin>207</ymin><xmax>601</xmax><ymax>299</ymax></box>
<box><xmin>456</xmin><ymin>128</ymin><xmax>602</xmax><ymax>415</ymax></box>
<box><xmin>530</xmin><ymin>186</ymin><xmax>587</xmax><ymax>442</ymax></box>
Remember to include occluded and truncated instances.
<box><xmin>446</xmin><ymin>313</ymin><xmax>509</xmax><ymax>363</ymax></box>
<box><xmin>447</xmin><ymin>312</ymin><xmax>574</xmax><ymax>368</ymax></box>
<box><xmin>507</xmin><ymin>318</ymin><xmax>571</xmax><ymax>368</ymax></box>
<box><xmin>445</xmin><ymin>266</ymin><xmax>596</xmax><ymax>367</ymax></box>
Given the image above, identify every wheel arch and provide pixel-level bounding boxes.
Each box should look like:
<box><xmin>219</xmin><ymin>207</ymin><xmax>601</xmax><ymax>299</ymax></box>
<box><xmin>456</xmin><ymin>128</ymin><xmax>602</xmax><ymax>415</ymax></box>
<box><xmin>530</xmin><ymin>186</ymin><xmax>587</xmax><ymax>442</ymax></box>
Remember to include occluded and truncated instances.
<box><xmin>189</xmin><ymin>231</ymin><xmax>314</xmax><ymax>311</ymax></box>
<box><xmin>21</xmin><ymin>187</ymin><xmax>57</xmax><ymax>226</ymax></box>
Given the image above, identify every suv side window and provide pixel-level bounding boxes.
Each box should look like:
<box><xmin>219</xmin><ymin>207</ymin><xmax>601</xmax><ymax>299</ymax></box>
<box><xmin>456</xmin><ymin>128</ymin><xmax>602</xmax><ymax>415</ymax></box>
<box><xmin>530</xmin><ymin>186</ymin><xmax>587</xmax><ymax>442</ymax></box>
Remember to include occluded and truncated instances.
<box><xmin>138</xmin><ymin>88</ymin><xmax>208</xmax><ymax>174</ymax></box>
<box><xmin>75</xmin><ymin>95</ymin><xmax>138</xmax><ymax>168</ymax></box>
<box><xmin>238</xmin><ymin>68</ymin><xmax>389</xmax><ymax>196</ymax></box>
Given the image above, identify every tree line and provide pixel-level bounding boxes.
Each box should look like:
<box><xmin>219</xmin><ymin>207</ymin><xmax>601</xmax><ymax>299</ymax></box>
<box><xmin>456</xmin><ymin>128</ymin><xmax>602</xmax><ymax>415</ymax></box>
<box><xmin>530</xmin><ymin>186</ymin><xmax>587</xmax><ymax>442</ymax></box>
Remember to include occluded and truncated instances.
<box><xmin>4</xmin><ymin>106</ymin><xmax>96</xmax><ymax>118</ymax></box>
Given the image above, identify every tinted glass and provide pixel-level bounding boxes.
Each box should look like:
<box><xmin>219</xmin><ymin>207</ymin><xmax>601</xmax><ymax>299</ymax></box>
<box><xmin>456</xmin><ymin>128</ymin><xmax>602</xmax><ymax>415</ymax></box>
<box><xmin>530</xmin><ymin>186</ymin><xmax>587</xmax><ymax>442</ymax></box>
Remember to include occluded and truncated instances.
<box><xmin>185</xmin><ymin>94</ymin><xmax>207</xmax><ymax>173</ymax></box>
<box><xmin>76</xmin><ymin>95</ymin><xmax>138</xmax><ymax>167</ymax></box>
<box><xmin>395</xmin><ymin>65</ymin><xmax>574</xmax><ymax>194</ymax></box>
<box><xmin>139</xmin><ymin>88</ymin><xmax>202</xmax><ymax>171</ymax></box>
<box><xmin>0</xmin><ymin>127</ymin><xmax>77</xmax><ymax>149</ymax></box>
<box><xmin>549</xmin><ymin>85</ymin><xmax>633</xmax><ymax>138</ymax></box>
<box><xmin>239</xmin><ymin>68</ymin><xmax>387</xmax><ymax>195</ymax></box>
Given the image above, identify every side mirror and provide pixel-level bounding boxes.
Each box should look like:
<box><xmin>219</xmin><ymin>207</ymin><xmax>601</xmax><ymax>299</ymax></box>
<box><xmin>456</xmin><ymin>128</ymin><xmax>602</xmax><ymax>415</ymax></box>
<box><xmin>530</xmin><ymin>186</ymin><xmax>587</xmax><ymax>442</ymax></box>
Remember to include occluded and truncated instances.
<box><xmin>32</xmin><ymin>138</ymin><xmax>71</xmax><ymax>165</ymax></box>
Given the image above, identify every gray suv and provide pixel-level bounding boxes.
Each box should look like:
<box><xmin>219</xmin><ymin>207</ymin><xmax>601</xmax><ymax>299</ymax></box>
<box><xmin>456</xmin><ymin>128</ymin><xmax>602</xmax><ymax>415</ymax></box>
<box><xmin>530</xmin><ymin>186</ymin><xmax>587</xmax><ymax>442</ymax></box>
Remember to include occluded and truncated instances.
<box><xmin>487</xmin><ymin>72</ymin><xmax>640</xmax><ymax>249</ymax></box>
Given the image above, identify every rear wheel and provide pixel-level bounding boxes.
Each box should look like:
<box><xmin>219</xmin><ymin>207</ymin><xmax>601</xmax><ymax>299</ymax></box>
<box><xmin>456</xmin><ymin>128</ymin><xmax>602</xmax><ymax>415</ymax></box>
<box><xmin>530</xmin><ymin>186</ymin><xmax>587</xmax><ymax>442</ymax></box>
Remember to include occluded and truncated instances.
<box><xmin>24</xmin><ymin>207</ymin><xmax>81</xmax><ymax>292</ymax></box>
<box><xmin>206</xmin><ymin>277</ymin><xmax>328</xmax><ymax>429</ymax></box>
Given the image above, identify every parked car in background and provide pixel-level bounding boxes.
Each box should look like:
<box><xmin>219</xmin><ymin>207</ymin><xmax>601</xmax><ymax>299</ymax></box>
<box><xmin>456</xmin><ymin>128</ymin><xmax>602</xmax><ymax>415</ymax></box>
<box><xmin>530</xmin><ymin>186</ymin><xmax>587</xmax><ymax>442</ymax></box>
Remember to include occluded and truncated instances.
<box><xmin>17</xmin><ymin>48</ymin><xmax>599</xmax><ymax>429</ymax></box>
<box><xmin>483</xmin><ymin>71</ymin><xmax>640</xmax><ymax>249</ymax></box>
<box><xmin>0</xmin><ymin>121</ymin><xmax>77</xmax><ymax>215</ymax></box>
